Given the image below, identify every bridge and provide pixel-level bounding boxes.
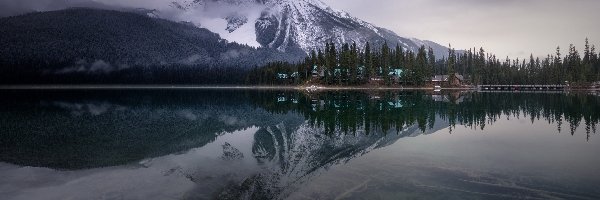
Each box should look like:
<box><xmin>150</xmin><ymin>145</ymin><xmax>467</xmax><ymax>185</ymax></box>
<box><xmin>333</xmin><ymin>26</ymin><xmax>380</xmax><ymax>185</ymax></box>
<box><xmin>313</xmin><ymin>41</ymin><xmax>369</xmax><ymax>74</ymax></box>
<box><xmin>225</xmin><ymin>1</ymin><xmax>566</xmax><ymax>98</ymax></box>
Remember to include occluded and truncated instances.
<box><xmin>478</xmin><ymin>85</ymin><xmax>567</xmax><ymax>91</ymax></box>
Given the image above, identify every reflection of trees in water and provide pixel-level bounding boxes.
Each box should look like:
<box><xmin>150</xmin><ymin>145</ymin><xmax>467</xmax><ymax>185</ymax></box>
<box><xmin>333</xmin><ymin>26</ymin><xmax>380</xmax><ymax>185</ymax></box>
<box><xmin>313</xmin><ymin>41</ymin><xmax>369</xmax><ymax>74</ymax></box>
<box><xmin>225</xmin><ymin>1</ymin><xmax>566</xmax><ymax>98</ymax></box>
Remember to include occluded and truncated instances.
<box><xmin>0</xmin><ymin>90</ymin><xmax>304</xmax><ymax>169</ymax></box>
<box><xmin>219</xmin><ymin>91</ymin><xmax>600</xmax><ymax>199</ymax></box>
<box><xmin>0</xmin><ymin>90</ymin><xmax>598</xmax><ymax>199</ymax></box>
<box><xmin>252</xmin><ymin>91</ymin><xmax>599</xmax><ymax>140</ymax></box>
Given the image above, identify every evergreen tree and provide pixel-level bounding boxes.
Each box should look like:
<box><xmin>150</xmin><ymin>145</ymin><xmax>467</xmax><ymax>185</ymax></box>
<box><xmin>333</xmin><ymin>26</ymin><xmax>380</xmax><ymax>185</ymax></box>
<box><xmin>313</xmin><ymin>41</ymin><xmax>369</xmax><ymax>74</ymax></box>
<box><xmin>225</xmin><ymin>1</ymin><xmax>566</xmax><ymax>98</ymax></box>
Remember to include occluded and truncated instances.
<box><xmin>318</xmin><ymin>49</ymin><xmax>325</xmax><ymax>69</ymax></box>
<box><xmin>415</xmin><ymin>45</ymin><xmax>428</xmax><ymax>85</ymax></box>
<box><xmin>447</xmin><ymin>44</ymin><xmax>457</xmax><ymax>82</ymax></box>
<box><xmin>473</xmin><ymin>47</ymin><xmax>489</xmax><ymax>84</ymax></box>
<box><xmin>340</xmin><ymin>43</ymin><xmax>351</xmax><ymax>85</ymax></box>
<box><xmin>591</xmin><ymin>45</ymin><xmax>599</xmax><ymax>81</ymax></box>
<box><xmin>381</xmin><ymin>42</ymin><xmax>391</xmax><ymax>85</ymax></box>
<box><xmin>567</xmin><ymin>44</ymin><xmax>582</xmax><ymax>83</ymax></box>
<box><xmin>365</xmin><ymin>42</ymin><xmax>373</xmax><ymax>82</ymax></box>
<box><xmin>555</xmin><ymin>46</ymin><xmax>563</xmax><ymax>84</ymax></box>
<box><xmin>427</xmin><ymin>47</ymin><xmax>436</xmax><ymax>83</ymax></box>
<box><xmin>350</xmin><ymin>42</ymin><xmax>358</xmax><ymax>84</ymax></box>
<box><xmin>583</xmin><ymin>38</ymin><xmax>593</xmax><ymax>82</ymax></box>
<box><xmin>324</xmin><ymin>42</ymin><xmax>332</xmax><ymax>84</ymax></box>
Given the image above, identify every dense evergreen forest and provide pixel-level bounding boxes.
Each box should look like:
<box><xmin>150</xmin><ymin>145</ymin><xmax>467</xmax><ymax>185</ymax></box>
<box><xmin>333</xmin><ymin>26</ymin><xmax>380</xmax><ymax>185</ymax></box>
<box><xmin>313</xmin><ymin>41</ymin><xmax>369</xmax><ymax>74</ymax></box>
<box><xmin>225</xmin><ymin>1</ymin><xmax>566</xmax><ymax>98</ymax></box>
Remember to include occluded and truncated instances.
<box><xmin>249</xmin><ymin>39</ymin><xmax>600</xmax><ymax>87</ymax></box>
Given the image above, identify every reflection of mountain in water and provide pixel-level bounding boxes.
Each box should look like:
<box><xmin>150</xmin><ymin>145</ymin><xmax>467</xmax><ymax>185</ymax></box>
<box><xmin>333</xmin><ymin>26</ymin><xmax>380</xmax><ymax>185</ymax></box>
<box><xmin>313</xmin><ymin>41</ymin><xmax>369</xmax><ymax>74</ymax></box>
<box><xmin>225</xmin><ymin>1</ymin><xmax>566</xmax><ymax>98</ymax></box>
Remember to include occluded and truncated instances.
<box><xmin>215</xmin><ymin>115</ymin><xmax>449</xmax><ymax>199</ymax></box>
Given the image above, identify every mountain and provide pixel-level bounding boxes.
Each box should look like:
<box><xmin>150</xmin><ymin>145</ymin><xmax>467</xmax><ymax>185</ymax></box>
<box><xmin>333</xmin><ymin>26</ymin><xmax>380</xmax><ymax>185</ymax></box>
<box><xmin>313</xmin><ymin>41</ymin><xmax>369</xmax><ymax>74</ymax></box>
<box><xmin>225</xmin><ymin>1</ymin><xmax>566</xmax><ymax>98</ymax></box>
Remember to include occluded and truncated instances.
<box><xmin>0</xmin><ymin>8</ymin><xmax>302</xmax><ymax>70</ymax></box>
<box><xmin>0</xmin><ymin>0</ymin><xmax>453</xmax><ymax>70</ymax></box>
<box><xmin>167</xmin><ymin>0</ymin><xmax>451</xmax><ymax>58</ymax></box>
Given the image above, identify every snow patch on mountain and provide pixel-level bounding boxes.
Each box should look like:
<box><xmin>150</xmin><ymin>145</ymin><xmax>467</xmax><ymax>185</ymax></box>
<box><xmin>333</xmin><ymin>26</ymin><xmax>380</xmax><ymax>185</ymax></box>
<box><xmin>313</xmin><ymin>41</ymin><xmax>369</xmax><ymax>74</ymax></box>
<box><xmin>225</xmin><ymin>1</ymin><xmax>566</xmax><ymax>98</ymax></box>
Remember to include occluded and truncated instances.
<box><xmin>83</xmin><ymin>0</ymin><xmax>451</xmax><ymax>57</ymax></box>
<box><xmin>160</xmin><ymin>0</ymin><xmax>265</xmax><ymax>47</ymax></box>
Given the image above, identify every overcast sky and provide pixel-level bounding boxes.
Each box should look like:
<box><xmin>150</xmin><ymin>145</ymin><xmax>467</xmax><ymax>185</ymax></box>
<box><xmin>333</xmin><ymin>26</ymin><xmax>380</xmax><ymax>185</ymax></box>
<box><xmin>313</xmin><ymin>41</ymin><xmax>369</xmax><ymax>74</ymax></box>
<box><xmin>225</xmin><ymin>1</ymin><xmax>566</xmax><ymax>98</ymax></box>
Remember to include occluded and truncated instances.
<box><xmin>322</xmin><ymin>0</ymin><xmax>600</xmax><ymax>58</ymax></box>
<box><xmin>1</xmin><ymin>0</ymin><xmax>598</xmax><ymax>58</ymax></box>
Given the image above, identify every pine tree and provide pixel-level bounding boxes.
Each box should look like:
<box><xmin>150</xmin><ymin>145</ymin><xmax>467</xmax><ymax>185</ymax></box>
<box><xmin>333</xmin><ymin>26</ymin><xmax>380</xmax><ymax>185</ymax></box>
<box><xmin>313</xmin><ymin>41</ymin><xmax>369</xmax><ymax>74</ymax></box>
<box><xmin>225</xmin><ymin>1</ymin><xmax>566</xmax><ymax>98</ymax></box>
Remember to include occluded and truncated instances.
<box><xmin>535</xmin><ymin>57</ymin><xmax>541</xmax><ymax>84</ymax></box>
<box><xmin>324</xmin><ymin>42</ymin><xmax>332</xmax><ymax>84</ymax></box>
<box><xmin>591</xmin><ymin>45</ymin><xmax>599</xmax><ymax>81</ymax></box>
<box><xmin>340</xmin><ymin>43</ymin><xmax>351</xmax><ymax>85</ymax></box>
<box><xmin>350</xmin><ymin>42</ymin><xmax>358</xmax><ymax>84</ymax></box>
<box><xmin>529</xmin><ymin>54</ymin><xmax>536</xmax><ymax>85</ymax></box>
<box><xmin>567</xmin><ymin>44</ymin><xmax>582</xmax><ymax>83</ymax></box>
<box><xmin>365</xmin><ymin>42</ymin><xmax>373</xmax><ymax>82</ymax></box>
<box><xmin>317</xmin><ymin>49</ymin><xmax>325</xmax><ymax>71</ymax></box>
<box><xmin>555</xmin><ymin>46</ymin><xmax>563</xmax><ymax>84</ymax></box>
<box><xmin>381</xmin><ymin>41</ymin><xmax>391</xmax><ymax>85</ymax></box>
<box><xmin>447</xmin><ymin>44</ymin><xmax>457</xmax><ymax>85</ymax></box>
<box><xmin>396</xmin><ymin>44</ymin><xmax>405</xmax><ymax>85</ymax></box>
<box><xmin>476</xmin><ymin>48</ymin><xmax>485</xmax><ymax>85</ymax></box>
<box><xmin>310</xmin><ymin>49</ymin><xmax>317</xmax><ymax>78</ymax></box>
<box><xmin>415</xmin><ymin>45</ymin><xmax>428</xmax><ymax>86</ymax></box>
<box><xmin>583</xmin><ymin>38</ymin><xmax>593</xmax><ymax>82</ymax></box>
<box><xmin>427</xmin><ymin>47</ymin><xmax>436</xmax><ymax>84</ymax></box>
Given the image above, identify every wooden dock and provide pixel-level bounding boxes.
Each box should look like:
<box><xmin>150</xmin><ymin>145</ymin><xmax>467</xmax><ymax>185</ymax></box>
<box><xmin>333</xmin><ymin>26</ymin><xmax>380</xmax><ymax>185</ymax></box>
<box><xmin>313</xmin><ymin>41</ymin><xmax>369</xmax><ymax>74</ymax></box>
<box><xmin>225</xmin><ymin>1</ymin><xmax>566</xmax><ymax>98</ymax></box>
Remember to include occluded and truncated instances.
<box><xmin>478</xmin><ymin>85</ymin><xmax>567</xmax><ymax>91</ymax></box>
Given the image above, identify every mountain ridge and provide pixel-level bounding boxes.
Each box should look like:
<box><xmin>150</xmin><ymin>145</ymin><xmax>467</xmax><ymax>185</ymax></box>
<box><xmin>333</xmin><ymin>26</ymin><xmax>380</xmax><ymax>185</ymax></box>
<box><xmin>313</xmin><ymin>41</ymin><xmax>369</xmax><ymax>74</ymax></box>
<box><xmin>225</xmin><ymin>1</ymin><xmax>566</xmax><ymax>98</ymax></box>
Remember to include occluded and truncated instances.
<box><xmin>157</xmin><ymin>0</ymin><xmax>451</xmax><ymax>58</ymax></box>
<box><xmin>165</xmin><ymin>0</ymin><xmax>452</xmax><ymax>58</ymax></box>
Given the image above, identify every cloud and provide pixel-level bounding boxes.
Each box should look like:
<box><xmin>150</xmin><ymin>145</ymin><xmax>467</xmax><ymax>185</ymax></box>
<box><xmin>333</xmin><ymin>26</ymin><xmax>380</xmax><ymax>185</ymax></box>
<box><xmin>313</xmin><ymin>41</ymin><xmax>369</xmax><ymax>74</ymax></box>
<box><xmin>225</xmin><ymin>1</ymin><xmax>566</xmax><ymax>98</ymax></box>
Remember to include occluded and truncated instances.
<box><xmin>220</xmin><ymin>49</ymin><xmax>251</xmax><ymax>60</ymax></box>
<box><xmin>160</xmin><ymin>0</ymin><xmax>266</xmax><ymax>46</ymax></box>
<box><xmin>0</xmin><ymin>0</ymin><xmax>116</xmax><ymax>17</ymax></box>
<box><xmin>49</xmin><ymin>101</ymin><xmax>127</xmax><ymax>116</ymax></box>
<box><xmin>0</xmin><ymin>0</ymin><xmax>266</xmax><ymax>46</ymax></box>
<box><xmin>55</xmin><ymin>59</ymin><xmax>130</xmax><ymax>74</ymax></box>
<box><xmin>177</xmin><ymin>109</ymin><xmax>198</xmax><ymax>121</ymax></box>
<box><xmin>321</xmin><ymin>0</ymin><xmax>600</xmax><ymax>58</ymax></box>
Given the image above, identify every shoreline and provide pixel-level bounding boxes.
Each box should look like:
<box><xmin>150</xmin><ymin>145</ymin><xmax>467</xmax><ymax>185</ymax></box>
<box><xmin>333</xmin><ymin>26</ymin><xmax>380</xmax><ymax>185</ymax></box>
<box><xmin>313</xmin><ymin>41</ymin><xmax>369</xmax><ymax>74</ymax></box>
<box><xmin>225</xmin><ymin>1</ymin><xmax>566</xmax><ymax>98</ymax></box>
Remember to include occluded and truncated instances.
<box><xmin>0</xmin><ymin>85</ymin><xmax>598</xmax><ymax>91</ymax></box>
<box><xmin>0</xmin><ymin>84</ymin><xmax>473</xmax><ymax>90</ymax></box>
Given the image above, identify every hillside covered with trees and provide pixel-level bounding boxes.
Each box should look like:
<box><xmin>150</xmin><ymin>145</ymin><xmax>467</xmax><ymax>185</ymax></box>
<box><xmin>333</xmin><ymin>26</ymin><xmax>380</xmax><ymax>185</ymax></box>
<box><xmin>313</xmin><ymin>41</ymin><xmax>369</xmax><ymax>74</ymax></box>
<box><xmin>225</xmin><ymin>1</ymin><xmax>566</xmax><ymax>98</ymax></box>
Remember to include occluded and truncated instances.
<box><xmin>249</xmin><ymin>39</ymin><xmax>600</xmax><ymax>87</ymax></box>
<box><xmin>0</xmin><ymin>8</ymin><xmax>302</xmax><ymax>84</ymax></box>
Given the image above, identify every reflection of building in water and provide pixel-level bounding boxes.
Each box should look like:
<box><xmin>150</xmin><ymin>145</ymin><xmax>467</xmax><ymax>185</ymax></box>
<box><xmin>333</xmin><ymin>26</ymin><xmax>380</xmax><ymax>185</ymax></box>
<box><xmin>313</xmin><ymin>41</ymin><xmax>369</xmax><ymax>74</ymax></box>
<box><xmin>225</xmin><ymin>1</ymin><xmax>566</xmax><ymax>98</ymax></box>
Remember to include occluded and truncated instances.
<box><xmin>431</xmin><ymin>94</ymin><xmax>465</xmax><ymax>104</ymax></box>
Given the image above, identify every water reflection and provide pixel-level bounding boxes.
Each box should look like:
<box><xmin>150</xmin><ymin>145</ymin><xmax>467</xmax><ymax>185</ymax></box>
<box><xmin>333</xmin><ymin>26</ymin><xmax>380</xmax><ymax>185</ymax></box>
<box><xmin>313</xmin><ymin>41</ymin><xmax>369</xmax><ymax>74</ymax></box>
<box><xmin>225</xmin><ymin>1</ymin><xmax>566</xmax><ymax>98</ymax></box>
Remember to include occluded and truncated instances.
<box><xmin>255</xmin><ymin>90</ymin><xmax>599</xmax><ymax>138</ymax></box>
<box><xmin>0</xmin><ymin>90</ymin><xmax>599</xmax><ymax>199</ymax></box>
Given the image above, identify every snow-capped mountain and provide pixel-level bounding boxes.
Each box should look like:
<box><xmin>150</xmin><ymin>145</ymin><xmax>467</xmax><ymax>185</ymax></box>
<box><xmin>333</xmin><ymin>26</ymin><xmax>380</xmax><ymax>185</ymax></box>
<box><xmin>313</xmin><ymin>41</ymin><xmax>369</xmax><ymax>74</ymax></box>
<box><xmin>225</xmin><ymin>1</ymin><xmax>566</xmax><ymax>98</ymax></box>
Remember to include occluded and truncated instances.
<box><xmin>0</xmin><ymin>0</ymin><xmax>452</xmax><ymax>58</ymax></box>
<box><xmin>166</xmin><ymin>0</ymin><xmax>451</xmax><ymax>58</ymax></box>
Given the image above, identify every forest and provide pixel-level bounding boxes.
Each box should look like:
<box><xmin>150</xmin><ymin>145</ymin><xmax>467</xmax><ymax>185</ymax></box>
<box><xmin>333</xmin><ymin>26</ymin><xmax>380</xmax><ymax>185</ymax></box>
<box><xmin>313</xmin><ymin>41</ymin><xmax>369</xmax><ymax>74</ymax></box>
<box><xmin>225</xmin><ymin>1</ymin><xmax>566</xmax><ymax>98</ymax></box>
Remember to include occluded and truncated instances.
<box><xmin>248</xmin><ymin>39</ymin><xmax>600</xmax><ymax>87</ymax></box>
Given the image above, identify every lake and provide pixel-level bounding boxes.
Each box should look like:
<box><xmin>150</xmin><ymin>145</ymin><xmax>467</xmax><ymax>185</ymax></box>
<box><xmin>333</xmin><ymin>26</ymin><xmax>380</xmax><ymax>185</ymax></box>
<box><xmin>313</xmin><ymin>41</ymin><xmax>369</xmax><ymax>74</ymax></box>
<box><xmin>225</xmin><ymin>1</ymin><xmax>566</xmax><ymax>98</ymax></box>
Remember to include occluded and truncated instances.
<box><xmin>0</xmin><ymin>89</ymin><xmax>599</xmax><ymax>200</ymax></box>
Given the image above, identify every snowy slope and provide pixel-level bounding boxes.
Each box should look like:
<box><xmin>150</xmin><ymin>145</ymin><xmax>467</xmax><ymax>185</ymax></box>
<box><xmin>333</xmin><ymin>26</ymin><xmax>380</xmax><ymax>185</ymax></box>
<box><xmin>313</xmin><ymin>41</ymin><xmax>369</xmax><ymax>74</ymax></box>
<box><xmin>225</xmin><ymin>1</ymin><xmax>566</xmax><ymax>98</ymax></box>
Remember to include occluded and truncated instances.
<box><xmin>164</xmin><ymin>0</ymin><xmax>451</xmax><ymax>58</ymax></box>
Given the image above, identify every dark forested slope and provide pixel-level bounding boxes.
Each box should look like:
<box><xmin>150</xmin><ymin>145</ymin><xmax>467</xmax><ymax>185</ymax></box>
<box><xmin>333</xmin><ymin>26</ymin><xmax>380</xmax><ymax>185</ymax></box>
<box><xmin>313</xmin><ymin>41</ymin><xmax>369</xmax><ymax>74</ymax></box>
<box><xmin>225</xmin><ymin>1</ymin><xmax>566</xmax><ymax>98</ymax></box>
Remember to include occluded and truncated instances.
<box><xmin>0</xmin><ymin>8</ymin><xmax>305</xmax><ymax>84</ymax></box>
<box><xmin>0</xmin><ymin>8</ymin><xmax>301</xmax><ymax>69</ymax></box>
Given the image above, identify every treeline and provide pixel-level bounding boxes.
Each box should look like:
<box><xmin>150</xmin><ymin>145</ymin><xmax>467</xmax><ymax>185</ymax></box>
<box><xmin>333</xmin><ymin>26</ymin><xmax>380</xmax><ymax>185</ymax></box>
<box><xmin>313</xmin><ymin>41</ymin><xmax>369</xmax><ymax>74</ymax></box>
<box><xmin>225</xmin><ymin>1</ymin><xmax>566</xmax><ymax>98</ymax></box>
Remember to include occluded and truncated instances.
<box><xmin>247</xmin><ymin>42</ymin><xmax>439</xmax><ymax>86</ymax></box>
<box><xmin>455</xmin><ymin>38</ymin><xmax>600</xmax><ymax>85</ymax></box>
<box><xmin>0</xmin><ymin>64</ymin><xmax>251</xmax><ymax>85</ymax></box>
<box><xmin>250</xmin><ymin>39</ymin><xmax>600</xmax><ymax>86</ymax></box>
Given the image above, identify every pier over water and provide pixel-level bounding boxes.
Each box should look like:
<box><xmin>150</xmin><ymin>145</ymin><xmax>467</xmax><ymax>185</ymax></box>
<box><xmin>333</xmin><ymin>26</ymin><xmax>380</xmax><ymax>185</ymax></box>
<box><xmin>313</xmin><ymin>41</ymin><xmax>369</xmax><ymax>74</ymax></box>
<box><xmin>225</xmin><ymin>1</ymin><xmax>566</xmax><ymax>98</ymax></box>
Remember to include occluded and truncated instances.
<box><xmin>478</xmin><ymin>85</ymin><xmax>567</xmax><ymax>91</ymax></box>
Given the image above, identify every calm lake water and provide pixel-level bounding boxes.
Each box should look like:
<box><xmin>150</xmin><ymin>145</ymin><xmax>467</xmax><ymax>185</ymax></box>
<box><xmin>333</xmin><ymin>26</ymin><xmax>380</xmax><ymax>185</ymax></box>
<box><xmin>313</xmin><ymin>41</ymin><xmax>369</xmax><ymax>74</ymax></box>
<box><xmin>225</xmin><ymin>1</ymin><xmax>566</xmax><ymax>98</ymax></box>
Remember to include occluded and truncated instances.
<box><xmin>1</xmin><ymin>89</ymin><xmax>599</xmax><ymax>200</ymax></box>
